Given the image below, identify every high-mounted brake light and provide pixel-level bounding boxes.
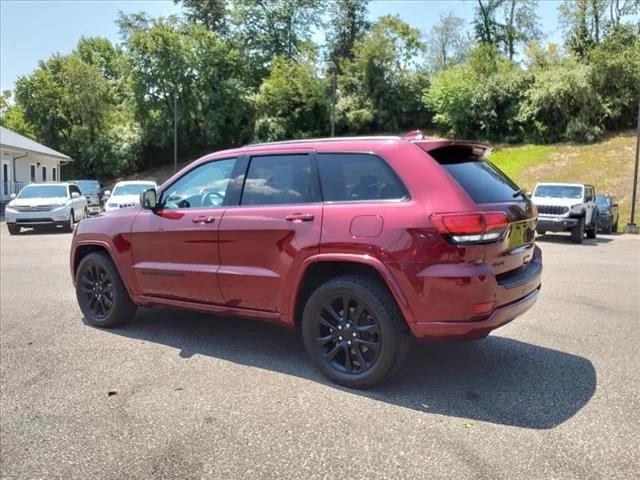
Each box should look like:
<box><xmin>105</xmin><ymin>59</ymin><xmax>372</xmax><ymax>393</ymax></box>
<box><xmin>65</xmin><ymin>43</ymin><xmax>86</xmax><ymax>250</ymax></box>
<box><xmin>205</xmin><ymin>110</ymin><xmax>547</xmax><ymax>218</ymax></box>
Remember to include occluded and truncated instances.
<box><xmin>431</xmin><ymin>212</ymin><xmax>510</xmax><ymax>244</ymax></box>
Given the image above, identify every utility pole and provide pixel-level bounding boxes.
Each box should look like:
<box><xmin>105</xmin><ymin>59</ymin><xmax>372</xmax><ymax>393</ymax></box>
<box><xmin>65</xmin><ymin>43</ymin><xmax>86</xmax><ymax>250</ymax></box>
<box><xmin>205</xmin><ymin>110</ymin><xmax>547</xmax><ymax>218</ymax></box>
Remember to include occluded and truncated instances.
<box><xmin>173</xmin><ymin>91</ymin><xmax>178</xmax><ymax>173</ymax></box>
<box><xmin>626</xmin><ymin>101</ymin><xmax>640</xmax><ymax>234</ymax></box>
<box><xmin>330</xmin><ymin>72</ymin><xmax>337</xmax><ymax>137</ymax></box>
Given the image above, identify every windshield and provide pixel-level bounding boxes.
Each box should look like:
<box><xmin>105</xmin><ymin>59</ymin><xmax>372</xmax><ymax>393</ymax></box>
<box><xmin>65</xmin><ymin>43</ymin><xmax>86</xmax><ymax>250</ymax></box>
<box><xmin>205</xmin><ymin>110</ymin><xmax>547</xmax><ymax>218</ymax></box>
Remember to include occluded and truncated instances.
<box><xmin>533</xmin><ymin>185</ymin><xmax>583</xmax><ymax>199</ymax></box>
<box><xmin>18</xmin><ymin>185</ymin><xmax>68</xmax><ymax>199</ymax></box>
<box><xmin>596</xmin><ymin>195</ymin><xmax>609</xmax><ymax>208</ymax></box>
<box><xmin>72</xmin><ymin>180</ymin><xmax>100</xmax><ymax>194</ymax></box>
<box><xmin>112</xmin><ymin>183</ymin><xmax>154</xmax><ymax>196</ymax></box>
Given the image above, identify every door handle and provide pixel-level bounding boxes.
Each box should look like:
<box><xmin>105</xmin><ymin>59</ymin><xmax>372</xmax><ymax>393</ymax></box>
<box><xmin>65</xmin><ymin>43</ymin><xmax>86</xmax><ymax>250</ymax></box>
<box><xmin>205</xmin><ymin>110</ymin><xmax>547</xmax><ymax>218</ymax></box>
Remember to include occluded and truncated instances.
<box><xmin>192</xmin><ymin>216</ymin><xmax>215</xmax><ymax>224</ymax></box>
<box><xmin>285</xmin><ymin>213</ymin><xmax>315</xmax><ymax>222</ymax></box>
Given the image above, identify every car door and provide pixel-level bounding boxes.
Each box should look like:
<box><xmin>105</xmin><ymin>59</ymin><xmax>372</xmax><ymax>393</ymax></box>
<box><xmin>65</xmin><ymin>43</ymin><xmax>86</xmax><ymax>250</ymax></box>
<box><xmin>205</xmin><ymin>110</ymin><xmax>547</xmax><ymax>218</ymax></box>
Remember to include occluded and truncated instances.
<box><xmin>130</xmin><ymin>157</ymin><xmax>240</xmax><ymax>304</ymax></box>
<box><xmin>217</xmin><ymin>151</ymin><xmax>322</xmax><ymax>312</ymax></box>
<box><xmin>586</xmin><ymin>186</ymin><xmax>596</xmax><ymax>224</ymax></box>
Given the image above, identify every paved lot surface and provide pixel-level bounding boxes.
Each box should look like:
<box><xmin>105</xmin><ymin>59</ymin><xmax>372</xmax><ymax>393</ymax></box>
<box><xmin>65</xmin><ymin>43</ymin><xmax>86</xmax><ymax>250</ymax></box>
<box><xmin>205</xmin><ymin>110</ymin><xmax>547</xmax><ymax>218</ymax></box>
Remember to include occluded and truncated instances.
<box><xmin>1</xmin><ymin>226</ymin><xmax>639</xmax><ymax>479</ymax></box>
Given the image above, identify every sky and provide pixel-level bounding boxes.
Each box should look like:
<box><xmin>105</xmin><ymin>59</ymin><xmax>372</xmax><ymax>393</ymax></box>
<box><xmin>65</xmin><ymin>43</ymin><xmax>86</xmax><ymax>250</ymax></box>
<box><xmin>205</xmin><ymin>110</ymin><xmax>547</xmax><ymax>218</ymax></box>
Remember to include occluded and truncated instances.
<box><xmin>0</xmin><ymin>0</ymin><xmax>566</xmax><ymax>92</ymax></box>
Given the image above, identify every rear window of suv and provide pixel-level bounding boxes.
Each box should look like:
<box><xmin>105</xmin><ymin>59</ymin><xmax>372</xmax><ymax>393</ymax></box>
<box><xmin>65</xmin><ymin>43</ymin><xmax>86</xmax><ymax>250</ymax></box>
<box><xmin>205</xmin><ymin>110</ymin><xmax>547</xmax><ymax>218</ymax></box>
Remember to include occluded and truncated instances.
<box><xmin>428</xmin><ymin>146</ymin><xmax>521</xmax><ymax>203</ymax></box>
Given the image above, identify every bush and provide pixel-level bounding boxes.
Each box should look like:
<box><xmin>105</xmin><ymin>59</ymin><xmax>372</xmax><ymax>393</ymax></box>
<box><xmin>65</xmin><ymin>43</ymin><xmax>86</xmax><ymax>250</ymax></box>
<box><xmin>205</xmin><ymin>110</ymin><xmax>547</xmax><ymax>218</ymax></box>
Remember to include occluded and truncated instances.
<box><xmin>518</xmin><ymin>60</ymin><xmax>606</xmax><ymax>143</ymax></box>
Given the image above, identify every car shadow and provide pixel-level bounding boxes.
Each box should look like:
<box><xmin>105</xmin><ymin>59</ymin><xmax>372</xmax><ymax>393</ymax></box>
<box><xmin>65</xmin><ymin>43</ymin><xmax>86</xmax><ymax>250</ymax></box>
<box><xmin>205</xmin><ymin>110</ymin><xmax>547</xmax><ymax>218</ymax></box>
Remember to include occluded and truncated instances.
<box><xmin>16</xmin><ymin>227</ymin><xmax>71</xmax><ymax>235</ymax></box>
<box><xmin>97</xmin><ymin>307</ymin><xmax>596</xmax><ymax>430</ymax></box>
<box><xmin>536</xmin><ymin>233</ymin><xmax>613</xmax><ymax>245</ymax></box>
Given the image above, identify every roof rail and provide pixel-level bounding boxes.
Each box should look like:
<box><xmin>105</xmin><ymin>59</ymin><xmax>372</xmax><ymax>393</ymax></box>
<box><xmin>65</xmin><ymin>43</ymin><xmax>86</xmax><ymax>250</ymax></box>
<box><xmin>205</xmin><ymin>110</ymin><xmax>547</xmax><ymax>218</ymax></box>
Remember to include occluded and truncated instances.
<box><xmin>245</xmin><ymin>136</ymin><xmax>402</xmax><ymax>148</ymax></box>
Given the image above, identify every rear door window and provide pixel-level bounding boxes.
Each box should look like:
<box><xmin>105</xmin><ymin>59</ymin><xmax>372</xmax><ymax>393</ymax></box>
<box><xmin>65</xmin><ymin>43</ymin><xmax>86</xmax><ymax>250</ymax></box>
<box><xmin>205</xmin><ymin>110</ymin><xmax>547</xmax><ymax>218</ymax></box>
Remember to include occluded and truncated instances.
<box><xmin>317</xmin><ymin>153</ymin><xmax>408</xmax><ymax>202</ymax></box>
<box><xmin>241</xmin><ymin>154</ymin><xmax>320</xmax><ymax>205</ymax></box>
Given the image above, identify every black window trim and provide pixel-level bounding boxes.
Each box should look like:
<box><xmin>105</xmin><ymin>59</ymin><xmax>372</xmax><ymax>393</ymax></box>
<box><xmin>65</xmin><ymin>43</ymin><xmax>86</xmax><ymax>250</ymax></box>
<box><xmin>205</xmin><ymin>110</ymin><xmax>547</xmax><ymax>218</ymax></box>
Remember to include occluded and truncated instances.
<box><xmin>235</xmin><ymin>152</ymin><xmax>323</xmax><ymax>208</ymax></box>
<box><xmin>157</xmin><ymin>156</ymin><xmax>245</xmax><ymax>210</ymax></box>
<box><xmin>316</xmin><ymin>151</ymin><xmax>411</xmax><ymax>204</ymax></box>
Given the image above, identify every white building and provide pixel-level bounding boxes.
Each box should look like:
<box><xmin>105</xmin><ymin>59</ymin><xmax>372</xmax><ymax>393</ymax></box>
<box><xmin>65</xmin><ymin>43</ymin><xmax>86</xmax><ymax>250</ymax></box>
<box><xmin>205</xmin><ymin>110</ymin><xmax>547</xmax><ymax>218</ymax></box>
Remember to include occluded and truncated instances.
<box><xmin>0</xmin><ymin>126</ymin><xmax>73</xmax><ymax>203</ymax></box>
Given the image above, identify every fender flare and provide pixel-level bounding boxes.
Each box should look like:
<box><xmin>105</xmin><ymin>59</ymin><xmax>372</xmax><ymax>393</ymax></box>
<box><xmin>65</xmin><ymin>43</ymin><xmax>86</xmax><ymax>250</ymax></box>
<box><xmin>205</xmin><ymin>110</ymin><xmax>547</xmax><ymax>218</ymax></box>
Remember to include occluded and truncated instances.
<box><xmin>285</xmin><ymin>253</ymin><xmax>416</xmax><ymax>327</ymax></box>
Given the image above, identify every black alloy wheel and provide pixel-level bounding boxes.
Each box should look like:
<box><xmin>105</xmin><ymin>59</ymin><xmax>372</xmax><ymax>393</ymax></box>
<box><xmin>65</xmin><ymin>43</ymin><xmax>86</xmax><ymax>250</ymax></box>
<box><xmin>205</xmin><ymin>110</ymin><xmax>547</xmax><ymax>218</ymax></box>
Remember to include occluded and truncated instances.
<box><xmin>79</xmin><ymin>261</ymin><xmax>115</xmax><ymax>320</ymax></box>
<box><xmin>314</xmin><ymin>295</ymin><xmax>381</xmax><ymax>374</ymax></box>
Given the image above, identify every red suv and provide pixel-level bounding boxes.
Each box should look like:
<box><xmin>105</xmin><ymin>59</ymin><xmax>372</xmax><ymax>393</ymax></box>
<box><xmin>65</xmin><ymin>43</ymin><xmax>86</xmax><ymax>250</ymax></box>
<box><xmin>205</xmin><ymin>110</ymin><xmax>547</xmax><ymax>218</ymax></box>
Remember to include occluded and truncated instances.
<box><xmin>71</xmin><ymin>136</ymin><xmax>542</xmax><ymax>387</ymax></box>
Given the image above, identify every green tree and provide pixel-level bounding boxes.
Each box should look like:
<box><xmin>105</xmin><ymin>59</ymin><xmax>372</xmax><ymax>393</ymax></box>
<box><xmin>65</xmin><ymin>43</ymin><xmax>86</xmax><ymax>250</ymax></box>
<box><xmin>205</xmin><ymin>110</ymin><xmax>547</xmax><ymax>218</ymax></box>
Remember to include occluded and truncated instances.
<box><xmin>0</xmin><ymin>90</ymin><xmax>36</xmax><ymax>138</ymax></box>
<box><xmin>427</xmin><ymin>12</ymin><xmax>471</xmax><ymax>72</ymax></box>
<box><xmin>125</xmin><ymin>19</ymin><xmax>254</xmax><ymax>165</ymax></box>
<box><xmin>253</xmin><ymin>51</ymin><xmax>329</xmax><ymax>141</ymax></box>
<box><xmin>337</xmin><ymin>15</ymin><xmax>431</xmax><ymax>133</ymax></box>
<box><xmin>326</xmin><ymin>0</ymin><xmax>370</xmax><ymax>69</ymax></box>
<box><xmin>177</xmin><ymin>0</ymin><xmax>228</xmax><ymax>33</ymax></box>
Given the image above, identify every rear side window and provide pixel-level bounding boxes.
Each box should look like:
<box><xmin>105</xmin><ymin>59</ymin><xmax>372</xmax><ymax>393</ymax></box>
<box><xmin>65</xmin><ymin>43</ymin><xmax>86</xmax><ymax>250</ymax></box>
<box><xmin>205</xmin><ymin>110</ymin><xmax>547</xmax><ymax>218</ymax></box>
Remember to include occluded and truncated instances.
<box><xmin>429</xmin><ymin>146</ymin><xmax>520</xmax><ymax>203</ymax></box>
<box><xmin>317</xmin><ymin>153</ymin><xmax>408</xmax><ymax>202</ymax></box>
<box><xmin>241</xmin><ymin>154</ymin><xmax>320</xmax><ymax>205</ymax></box>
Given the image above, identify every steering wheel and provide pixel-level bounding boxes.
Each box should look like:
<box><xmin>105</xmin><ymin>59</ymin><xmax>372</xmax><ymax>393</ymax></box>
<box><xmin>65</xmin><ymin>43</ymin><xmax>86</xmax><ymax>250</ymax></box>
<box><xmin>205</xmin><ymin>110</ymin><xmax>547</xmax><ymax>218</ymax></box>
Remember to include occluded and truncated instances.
<box><xmin>200</xmin><ymin>190</ymin><xmax>224</xmax><ymax>207</ymax></box>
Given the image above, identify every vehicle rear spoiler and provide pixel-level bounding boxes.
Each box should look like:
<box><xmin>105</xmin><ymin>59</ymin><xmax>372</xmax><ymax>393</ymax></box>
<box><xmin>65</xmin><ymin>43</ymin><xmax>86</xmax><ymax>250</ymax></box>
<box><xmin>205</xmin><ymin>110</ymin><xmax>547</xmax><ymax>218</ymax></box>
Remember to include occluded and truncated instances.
<box><xmin>412</xmin><ymin>140</ymin><xmax>494</xmax><ymax>159</ymax></box>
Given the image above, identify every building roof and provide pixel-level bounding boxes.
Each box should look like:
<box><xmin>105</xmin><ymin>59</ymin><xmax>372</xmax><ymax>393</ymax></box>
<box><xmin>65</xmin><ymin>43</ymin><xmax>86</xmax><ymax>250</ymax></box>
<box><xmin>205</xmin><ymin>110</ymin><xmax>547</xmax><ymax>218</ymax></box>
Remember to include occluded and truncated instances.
<box><xmin>0</xmin><ymin>126</ymin><xmax>72</xmax><ymax>161</ymax></box>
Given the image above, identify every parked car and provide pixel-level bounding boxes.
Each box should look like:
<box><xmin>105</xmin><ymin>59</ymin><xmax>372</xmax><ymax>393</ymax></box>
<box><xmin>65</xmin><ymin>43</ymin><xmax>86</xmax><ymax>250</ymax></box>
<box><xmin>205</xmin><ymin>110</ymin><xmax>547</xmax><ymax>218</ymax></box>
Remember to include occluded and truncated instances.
<box><xmin>70</xmin><ymin>179</ymin><xmax>103</xmax><ymax>215</ymax></box>
<box><xmin>70</xmin><ymin>136</ymin><xmax>542</xmax><ymax>387</ymax></box>
<box><xmin>5</xmin><ymin>182</ymin><xmax>88</xmax><ymax>235</ymax></box>
<box><xmin>531</xmin><ymin>182</ymin><xmax>598</xmax><ymax>243</ymax></box>
<box><xmin>596</xmin><ymin>194</ymin><xmax>619</xmax><ymax>233</ymax></box>
<box><xmin>103</xmin><ymin>181</ymin><xmax>157</xmax><ymax>212</ymax></box>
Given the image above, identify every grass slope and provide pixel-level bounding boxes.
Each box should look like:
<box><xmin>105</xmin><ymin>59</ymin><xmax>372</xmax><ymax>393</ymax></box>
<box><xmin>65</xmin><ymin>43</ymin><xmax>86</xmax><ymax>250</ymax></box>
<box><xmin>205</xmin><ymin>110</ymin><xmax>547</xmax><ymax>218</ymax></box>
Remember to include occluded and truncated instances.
<box><xmin>490</xmin><ymin>131</ymin><xmax>639</xmax><ymax>231</ymax></box>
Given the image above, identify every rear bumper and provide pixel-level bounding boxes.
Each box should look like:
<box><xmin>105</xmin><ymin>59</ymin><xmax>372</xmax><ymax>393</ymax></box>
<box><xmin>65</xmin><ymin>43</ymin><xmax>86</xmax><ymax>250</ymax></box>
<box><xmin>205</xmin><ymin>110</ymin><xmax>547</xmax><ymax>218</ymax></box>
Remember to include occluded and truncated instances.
<box><xmin>411</xmin><ymin>285</ymin><xmax>540</xmax><ymax>341</ymax></box>
<box><xmin>537</xmin><ymin>216</ymin><xmax>578</xmax><ymax>232</ymax></box>
<box><xmin>398</xmin><ymin>245</ymin><xmax>542</xmax><ymax>341</ymax></box>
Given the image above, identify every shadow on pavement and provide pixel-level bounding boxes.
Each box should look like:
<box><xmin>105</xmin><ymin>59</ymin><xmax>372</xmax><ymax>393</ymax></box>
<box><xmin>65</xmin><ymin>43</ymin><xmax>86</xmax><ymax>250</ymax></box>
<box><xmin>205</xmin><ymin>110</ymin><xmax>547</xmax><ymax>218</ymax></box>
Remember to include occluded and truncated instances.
<box><xmin>102</xmin><ymin>307</ymin><xmax>596</xmax><ymax>430</ymax></box>
<box><xmin>536</xmin><ymin>233</ymin><xmax>614</xmax><ymax>246</ymax></box>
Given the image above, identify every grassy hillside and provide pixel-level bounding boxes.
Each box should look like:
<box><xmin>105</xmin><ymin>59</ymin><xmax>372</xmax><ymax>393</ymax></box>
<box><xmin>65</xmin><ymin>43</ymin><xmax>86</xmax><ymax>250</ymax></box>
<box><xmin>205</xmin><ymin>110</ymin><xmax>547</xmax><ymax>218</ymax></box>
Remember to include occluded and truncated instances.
<box><xmin>490</xmin><ymin>131</ymin><xmax>639</xmax><ymax>231</ymax></box>
<box><xmin>120</xmin><ymin>131</ymin><xmax>639</xmax><ymax>232</ymax></box>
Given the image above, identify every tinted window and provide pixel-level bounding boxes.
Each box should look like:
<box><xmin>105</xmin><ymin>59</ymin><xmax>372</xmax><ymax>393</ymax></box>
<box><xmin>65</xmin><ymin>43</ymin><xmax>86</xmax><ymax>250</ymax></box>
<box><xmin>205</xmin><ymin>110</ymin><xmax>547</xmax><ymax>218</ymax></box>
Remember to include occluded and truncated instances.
<box><xmin>441</xmin><ymin>160</ymin><xmax>520</xmax><ymax>203</ymax></box>
<box><xmin>163</xmin><ymin>158</ymin><xmax>237</xmax><ymax>209</ymax></box>
<box><xmin>596</xmin><ymin>195</ymin><xmax>609</xmax><ymax>208</ymax></box>
<box><xmin>241</xmin><ymin>155</ymin><xmax>319</xmax><ymax>205</ymax></box>
<box><xmin>73</xmin><ymin>180</ymin><xmax>101</xmax><ymax>194</ymax></box>
<box><xmin>317</xmin><ymin>153</ymin><xmax>408</xmax><ymax>202</ymax></box>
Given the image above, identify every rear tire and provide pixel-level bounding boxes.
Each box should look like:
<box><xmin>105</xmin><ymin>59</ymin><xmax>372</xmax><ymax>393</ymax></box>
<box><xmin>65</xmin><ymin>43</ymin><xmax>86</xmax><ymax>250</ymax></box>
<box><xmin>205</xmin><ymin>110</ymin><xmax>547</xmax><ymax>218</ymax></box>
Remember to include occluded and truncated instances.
<box><xmin>302</xmin><ymin>275</ymin><xmax>411</xmax><ymax>388</ymax></box>
<box><xmin>571</xmin><ymin>217</ymin><xmax>585</xmax><ymax>244</ymax></box>
<box><xmin>586</xmin><ymin>216</ymin><xmax>597</xmax><ymax>239</ymax></box>
<box><xmin>76</xmin><ymin>252</ymin><xmax>137</xmax><ymax>328</ymax></box>
<box><xmin>7</xmin><ymin>224</ymin><xmax>20</xmax><ymax>235</ymax></box>
<box><xmin>64</xmin><ymin>211</ymin><xmax>75</xmax><ymax>232</ymax></box>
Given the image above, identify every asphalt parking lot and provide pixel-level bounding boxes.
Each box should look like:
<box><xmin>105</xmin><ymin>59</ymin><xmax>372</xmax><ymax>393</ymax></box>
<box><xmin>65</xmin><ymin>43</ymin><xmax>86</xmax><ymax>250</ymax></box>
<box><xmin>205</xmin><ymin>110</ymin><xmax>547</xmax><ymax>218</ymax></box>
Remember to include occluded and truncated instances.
<box><xmin>1</xmin><ymin>226</ymin><xmax>639</xmax><ymax>479</ymax></box>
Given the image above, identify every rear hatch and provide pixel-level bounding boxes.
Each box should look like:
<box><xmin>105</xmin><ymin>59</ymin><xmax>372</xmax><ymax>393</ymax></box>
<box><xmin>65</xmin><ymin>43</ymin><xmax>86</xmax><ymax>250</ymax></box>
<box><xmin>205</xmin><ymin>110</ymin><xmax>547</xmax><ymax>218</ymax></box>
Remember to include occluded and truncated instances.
<box><xmin>418</xmin><ymin>142</ymin><xmax>538</xmax><ymax>279</ymax></box>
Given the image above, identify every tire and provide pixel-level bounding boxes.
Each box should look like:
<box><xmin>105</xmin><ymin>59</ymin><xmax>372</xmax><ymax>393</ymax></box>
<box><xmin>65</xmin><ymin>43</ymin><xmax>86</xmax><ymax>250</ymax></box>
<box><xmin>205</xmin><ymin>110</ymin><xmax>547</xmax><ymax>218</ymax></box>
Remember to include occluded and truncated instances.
<box><xmin>7</xmin><ymin>224</ymin><xmax>20</xmax><ymax>235</ymax></box>
<box><xmin>571</xmin><ymin>217</ymin><xmax>585</xmax><ymax>244</ymax></box>
<box><xmin>76</xmin><ymin>251</ymin><xmax>137</xmax><ymax>328</ymax></box>
<box><xmin>64</xmin><ymin>211</ymin><xmax>75</xmax><ymax>232</ymax></box>
<box><xmin>586</xmin><ymin>216</ymin><xmax>597</xmax><ymax>239</ymax></box>
<box><xmin>302</xmin><ymin>275</ymin><xmax>411</xmax><ymax>388</ymax></box>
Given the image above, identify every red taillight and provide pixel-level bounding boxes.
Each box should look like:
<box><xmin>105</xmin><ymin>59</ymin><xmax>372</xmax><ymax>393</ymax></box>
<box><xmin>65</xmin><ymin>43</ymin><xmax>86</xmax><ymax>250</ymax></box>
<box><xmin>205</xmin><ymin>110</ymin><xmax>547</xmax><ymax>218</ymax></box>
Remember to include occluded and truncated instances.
<box><xmin>431</xmin><ymin>212</ymin><xmax>510</xmax><ymax>244</ymax></box>
<box><xmin>472</xmin><ymin>301</ymin><xmax>495</xmax><ymax>315</ymax></box>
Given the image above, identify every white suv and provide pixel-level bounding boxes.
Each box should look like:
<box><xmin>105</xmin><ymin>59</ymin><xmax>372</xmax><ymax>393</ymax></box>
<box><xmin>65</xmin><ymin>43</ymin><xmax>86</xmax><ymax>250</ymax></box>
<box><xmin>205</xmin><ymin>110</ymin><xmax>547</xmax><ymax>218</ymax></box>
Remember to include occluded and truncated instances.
<box><xmin>531</xmin><ymin>183</ymin><xmax>598</xmax><ymax>244</ymax></box>
<box><xmin>5</xmin><ymin>182</ymin><xmax>88</xmax><ymax>235</ymax></box>
<box><xmin>104</xmin><ymin>180</ymin><xmax>157</xmax><ymax>212</ymax></box>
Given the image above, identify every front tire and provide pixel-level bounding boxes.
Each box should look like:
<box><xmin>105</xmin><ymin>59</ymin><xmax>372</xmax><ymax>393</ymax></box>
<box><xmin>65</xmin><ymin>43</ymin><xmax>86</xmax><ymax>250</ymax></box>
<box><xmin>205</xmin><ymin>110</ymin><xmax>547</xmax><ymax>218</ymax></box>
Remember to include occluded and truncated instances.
<box><xmin>76</xmin><ymin>252</ymin><xmax>137</xmax><ymax>328</ymax></box>
<box><xmin>571</xmin><ymin>217</ymin><xmax>585</xmax><ymax>244</ymax></box>
<box><xmin>7</xmin><ymin>224</ymin><xmax>20</xmax><ymax>235</ymax></box>
<box><xmin>302</xmin><ymin>275</ymin><xmax>410</xmax><ymax>388</ymax></box>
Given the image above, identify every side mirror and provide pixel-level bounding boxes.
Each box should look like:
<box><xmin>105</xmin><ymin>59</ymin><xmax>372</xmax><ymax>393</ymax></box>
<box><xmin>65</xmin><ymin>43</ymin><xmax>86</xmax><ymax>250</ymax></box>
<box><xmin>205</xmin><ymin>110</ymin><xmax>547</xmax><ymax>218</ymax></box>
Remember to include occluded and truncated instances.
<box><xmin>103</xmin><ymin>190</ymin><xmax>111</xmax><ymax>198</ymax></box>
<box><xmin>9</xmin><ymin>193</ymin><xmax>16</xmax><ymax>200</ymax></box>
<box><xmin>140</xmin><ymin>188</ymin><xmax>158</xmax><ymax>210</ymax></box>
<box><xmin>612</xmin><ymin>203</ymin><xmax>618</xmax><ymax>207</ymax></box>
<box><xmin>71</xmin><ymin>192</ymin><xmax>80</xmax><ymax>199</ymax></box>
